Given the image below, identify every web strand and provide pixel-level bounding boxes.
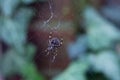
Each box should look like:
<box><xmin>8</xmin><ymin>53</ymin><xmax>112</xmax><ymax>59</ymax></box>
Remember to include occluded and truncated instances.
<box><xmin>42</xmin><ymin>0</ymin><xmax>54</xmax><ymax>28</ymax></box>
<box><xmin>32</xmin><ymin>0</ymin><xmax>63</xmax><ymax>65</ymax></box>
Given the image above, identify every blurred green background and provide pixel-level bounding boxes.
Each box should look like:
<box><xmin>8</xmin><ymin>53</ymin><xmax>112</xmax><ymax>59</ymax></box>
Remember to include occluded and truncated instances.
<box><xmin>0</xmin><ymin>0</ymin><xmax>120</xmax><ymax>80</ymax></box>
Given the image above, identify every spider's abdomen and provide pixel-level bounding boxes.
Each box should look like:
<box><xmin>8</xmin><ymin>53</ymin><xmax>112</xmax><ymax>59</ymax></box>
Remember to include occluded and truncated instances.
<box><xmin>49</xmin><ymin>37</ymin><xmax>61</xmax><ymax>47</ymax></box>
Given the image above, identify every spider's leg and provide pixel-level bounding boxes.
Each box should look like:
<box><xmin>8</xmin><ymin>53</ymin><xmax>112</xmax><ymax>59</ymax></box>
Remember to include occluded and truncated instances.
<box><xmin>49</xmin><ymin>32</ymin><xmax>53</xmax><ymax>39</ymax></box>
<box><xmin>60</xmin><ymin>38</ymin><xmax>63</xmax><ymax>45</ymax></box>
<box><xmin>38</xmin><ymin>49</ymin><xmax>48</xmax><ymax>56</ymax></box>
<box><xmin>45</xmin><ymin>49</ymin><xmax>50</xmax><ymax>56</ymax></box>
<box><xmin>36</xmin><ymin>49</ymin><xmax>48</xmax><ymax>60</ymax></box>
<box><xmin>51</xmin><ymin>48</ymin><xmax>58</xmax><ymax>62</ymax></box>
<box><xmin>61</xmin><ymin>38</ymin><xmax>63</xmax><ymax>42</ymax></box>
<box><xmin>45</xmin><ymin>32</ymin><xmax>53</xmax><ymax>56</ymax></box>
<box><xmin>52</xmin><ymin>53</ymin><xmax>57</xmax><ymax>63</ymax></box>
<box><xmin>55</xmin><ymin>48</ymin><xmax>58</xmax><ymax>53</ymax></box>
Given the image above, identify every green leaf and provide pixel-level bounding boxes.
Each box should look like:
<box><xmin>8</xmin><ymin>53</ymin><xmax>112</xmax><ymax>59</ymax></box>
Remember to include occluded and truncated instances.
<box><xmin>88</xmin><ymin>51</ymin><xmax>120</xmax><ymax>80</ymax></box>
<box><xmin>0</xmin><ymin>18</ymin><xmax>26</xmax><ymax>52</ymax></box>
<box><xmin>83</xmin><ymin>6</ymin><xmax>120</xmax><ymax>51</ymax></box>
<box><xmin>0</xmin><ymin>0</ymin><xmax>20</xmax><ymax>16</ymax></box>
<box><xmin>20</xmin><ymin>63</ymin><xmax>44</xmax><ymax>80</ymax></box>
<box><xmin>53</xmin><ymin>60</ymin><xmax>89</xmax><ymax>80</ymax></box>
<box><xmin>13</xmin><ymin>8</ymin><xmax>33</xmax><ymax>27</ymax></box>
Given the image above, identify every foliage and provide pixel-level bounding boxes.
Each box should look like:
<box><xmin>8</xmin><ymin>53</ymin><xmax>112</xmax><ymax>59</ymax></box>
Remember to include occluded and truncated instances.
<box><xmin>0</xmin><ymin>0</ymin><xmax>46</xmax><ymax>80</ymax></box>
<box><xmin>54</xmin><ymin>6</ymin><xmax>120</xmax><ymax>80</ymax></box>
<box><xmin>53</xmin><ymin>60</ymin><xmax>89</xmax><ymax>80</ymax></box>
<box><xmin>88</xmin><ymin>51</ymin><xmax>120</xmax><ymax>80</ymax></box>
<box><xmin>83</xmin><ymin>6</ymin><xmax>120</xmax><ymax>51</ymax></box>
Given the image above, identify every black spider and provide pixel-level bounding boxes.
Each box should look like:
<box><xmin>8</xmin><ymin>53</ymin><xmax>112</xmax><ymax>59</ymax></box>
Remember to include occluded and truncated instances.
<box><xmin>45</xmin><ymin>32</ymin><xmax>63</xmax><ymax>62</ymax></box>
<box><xmin>48</xmin><ymin>37</ymin><xmax>61</xmax><ymax>50</ymax></box>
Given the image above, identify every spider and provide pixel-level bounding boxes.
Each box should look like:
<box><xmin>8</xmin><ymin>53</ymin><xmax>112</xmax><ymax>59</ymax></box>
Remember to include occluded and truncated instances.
<box><xmin>45</xmin><ymin>32</ymin><xmax>63</xmax><ymax>62</ymax></box>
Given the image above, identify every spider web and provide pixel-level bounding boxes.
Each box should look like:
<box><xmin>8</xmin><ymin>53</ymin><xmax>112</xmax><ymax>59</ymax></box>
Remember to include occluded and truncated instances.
<box><xmin>37</xmin><ymin>0</ymin><xmax>62</xmax><ymax>61</ymax></box>
<box><xmin>39</xmin><ymin>0</ymin><xmax>61</xmax><ymax>31</ymax></box>
<box><xmin>42</xmin><ymin>0</ymin><xmax>54</xmax><ymax>28</ymax></box>
<box><xmin>39</xmin><ymin>0</ymin><xmax>63</xmax><ymax>76</ymax></box>
<box><xmin>32</xmin><ymin>0</ymin><xmax>61</xmax><ymax>73</ymax></box>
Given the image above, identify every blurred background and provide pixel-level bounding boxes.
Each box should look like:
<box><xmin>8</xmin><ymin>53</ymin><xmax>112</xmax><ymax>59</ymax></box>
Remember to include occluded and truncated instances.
<box><xmin>0</xmin><ymin>0</ymin><xmax>120</xmax><ymax>80</ymax></box>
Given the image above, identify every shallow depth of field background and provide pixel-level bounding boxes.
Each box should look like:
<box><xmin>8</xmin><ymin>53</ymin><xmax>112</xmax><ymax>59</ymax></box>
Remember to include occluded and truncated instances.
<box><xmin>0</xmin><ymin>0</ymin><xmax>120</xmax><ymax>80</ymax></box>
